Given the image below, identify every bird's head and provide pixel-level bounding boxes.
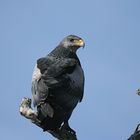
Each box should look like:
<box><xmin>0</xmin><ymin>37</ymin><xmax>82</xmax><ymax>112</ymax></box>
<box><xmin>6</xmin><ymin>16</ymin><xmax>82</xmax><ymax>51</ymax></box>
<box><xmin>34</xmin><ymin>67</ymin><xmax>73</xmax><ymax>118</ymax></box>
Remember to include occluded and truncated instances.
<box><xmin>59</xmin><ymin>35</ymin><xmax>85</xmax><ymax>52</ymax></box>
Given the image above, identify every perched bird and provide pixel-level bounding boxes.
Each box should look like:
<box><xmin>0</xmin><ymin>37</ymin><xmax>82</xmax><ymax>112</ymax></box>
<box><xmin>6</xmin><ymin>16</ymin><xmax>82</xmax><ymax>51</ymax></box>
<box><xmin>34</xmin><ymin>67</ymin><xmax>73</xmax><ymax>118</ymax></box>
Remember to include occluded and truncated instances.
<box><xmin>32</xmin><ymin>35</ymin><xmax>85</xmax><ymax>133</ymax></box>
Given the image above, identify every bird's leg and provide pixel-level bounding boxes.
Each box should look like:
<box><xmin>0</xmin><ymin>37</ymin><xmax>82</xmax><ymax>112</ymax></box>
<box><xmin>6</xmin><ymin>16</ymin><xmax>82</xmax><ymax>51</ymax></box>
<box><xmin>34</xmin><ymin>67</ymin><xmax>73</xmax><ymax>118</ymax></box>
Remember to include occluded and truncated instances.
<box><xmin>61</xmin><ymin>121</ymin><xmax>76</xmax><ymax>135</ymax></box>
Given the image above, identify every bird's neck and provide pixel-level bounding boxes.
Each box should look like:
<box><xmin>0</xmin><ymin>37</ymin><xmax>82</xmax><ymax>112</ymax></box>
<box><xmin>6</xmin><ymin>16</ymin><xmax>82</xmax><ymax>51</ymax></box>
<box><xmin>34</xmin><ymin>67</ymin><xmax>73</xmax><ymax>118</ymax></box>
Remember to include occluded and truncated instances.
<box><xmin>49</xmin><ymin>46</ymin><xmax>76</xmax><ymax>58</ymax></box>
<box><xmin>48</xmin><ymin>46</ymin><xmax>81</xmax><ymax>66</ymax></box>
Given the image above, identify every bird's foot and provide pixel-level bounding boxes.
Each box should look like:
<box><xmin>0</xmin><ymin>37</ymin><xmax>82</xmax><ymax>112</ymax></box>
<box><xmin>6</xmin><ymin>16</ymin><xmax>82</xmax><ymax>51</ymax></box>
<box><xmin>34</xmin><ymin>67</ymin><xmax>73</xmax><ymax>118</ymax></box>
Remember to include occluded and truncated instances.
<box><xmin>19</xmin><ymin>97</ymin><xmax>41</xmax><ymax>125</ymax></box>
<box><xmin>61</xmin><ymin>122</ymin><xmax>76</xmax><ymax>135</ymax></box>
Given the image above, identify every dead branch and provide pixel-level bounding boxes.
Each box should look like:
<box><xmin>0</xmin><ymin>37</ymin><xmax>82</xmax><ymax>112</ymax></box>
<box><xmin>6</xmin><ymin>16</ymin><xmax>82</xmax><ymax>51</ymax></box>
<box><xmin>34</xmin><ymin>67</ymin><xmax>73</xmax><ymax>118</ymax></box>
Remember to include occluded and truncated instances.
<box><xmin>19</xmin><ymin>97</ymin><xmax>77</xmax><ymax>140</ymax></box>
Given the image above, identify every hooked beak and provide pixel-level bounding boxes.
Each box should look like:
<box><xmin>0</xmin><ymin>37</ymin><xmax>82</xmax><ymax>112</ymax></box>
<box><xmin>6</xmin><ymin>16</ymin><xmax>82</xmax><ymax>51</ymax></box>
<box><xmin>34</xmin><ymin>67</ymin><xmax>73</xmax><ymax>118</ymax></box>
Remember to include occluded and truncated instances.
<box><xmin>75</xmin><ymin>39</ymin><xmax>85</xmax><ymax>48</ymax></box>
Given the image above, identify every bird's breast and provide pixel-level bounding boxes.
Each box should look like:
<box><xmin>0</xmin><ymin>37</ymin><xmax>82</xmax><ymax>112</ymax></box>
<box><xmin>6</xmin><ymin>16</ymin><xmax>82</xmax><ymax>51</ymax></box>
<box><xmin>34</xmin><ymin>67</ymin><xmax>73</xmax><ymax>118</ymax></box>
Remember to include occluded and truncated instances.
<box><xmin>68</xmin><ymin>64</ymin><xmax>84</xmax><ymax>91</ymax></box>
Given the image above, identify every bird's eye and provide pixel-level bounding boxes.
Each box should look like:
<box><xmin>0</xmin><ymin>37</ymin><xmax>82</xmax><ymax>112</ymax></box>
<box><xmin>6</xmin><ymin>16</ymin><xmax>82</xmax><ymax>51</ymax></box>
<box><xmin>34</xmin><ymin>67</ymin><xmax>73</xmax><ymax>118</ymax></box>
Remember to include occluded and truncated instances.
<box><xmin>70</xmin><ymin>39</ymin><xmax>75</xmax><ymax>42</ymax></box>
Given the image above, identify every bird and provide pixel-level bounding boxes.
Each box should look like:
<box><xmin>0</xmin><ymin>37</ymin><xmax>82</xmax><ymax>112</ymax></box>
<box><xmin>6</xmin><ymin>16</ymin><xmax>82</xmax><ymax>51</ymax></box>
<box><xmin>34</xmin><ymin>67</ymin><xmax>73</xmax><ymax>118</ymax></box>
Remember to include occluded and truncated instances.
<box><xmin>31</xmin><ymin>35</ymin><xmax>85</xmax><ymax>133</ymax></box>
<box><xmin>137</xmin><ymin>89</ymin><xmax>140</xmax><ymax>96</ymax></box>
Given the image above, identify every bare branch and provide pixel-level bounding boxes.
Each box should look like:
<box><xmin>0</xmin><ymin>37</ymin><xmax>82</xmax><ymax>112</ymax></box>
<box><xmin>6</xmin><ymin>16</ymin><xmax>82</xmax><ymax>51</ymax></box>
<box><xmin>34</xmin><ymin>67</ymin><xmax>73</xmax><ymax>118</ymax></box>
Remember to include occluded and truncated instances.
<box><xmin>19</xmin><ymin>97</ymin><xmax>78</xmax><ymax>140</ymax></box>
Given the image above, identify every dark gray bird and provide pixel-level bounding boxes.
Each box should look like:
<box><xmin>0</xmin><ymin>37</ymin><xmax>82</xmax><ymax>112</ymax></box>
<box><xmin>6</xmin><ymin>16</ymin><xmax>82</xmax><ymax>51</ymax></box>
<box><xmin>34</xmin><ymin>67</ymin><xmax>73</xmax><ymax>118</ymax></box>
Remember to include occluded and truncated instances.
<box><xmin>32</xmin><ymin>35</ymin><xmax>85</xmax><ymax>133</ymax></box>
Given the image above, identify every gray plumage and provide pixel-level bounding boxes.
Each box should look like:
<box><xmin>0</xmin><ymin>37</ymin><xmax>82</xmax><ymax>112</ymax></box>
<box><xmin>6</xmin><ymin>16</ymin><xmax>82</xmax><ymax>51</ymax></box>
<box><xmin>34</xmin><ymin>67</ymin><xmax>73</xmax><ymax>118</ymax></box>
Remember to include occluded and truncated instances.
<box><xmin>31</xmin><ymin>35</ymin><xmax>85</xmax><ymax>132</ymax></box>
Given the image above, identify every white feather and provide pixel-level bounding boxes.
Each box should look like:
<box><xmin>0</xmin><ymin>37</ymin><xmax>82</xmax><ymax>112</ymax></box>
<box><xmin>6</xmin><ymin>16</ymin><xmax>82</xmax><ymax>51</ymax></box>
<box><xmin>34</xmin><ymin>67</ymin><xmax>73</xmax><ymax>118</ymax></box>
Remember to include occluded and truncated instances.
<box><xmin>32</xmin><ymin>64</ymin><xmax>41</xmax><ymax>82</ymax></box>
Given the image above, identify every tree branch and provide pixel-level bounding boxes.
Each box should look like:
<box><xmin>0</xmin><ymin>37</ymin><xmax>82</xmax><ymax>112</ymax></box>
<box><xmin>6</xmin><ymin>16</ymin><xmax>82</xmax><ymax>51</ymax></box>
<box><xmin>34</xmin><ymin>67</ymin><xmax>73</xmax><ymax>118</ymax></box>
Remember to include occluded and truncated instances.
<box><xmin>19</xmin><ymin>97</ymin><xmax>78</xmax><ymax>140</ymax></box>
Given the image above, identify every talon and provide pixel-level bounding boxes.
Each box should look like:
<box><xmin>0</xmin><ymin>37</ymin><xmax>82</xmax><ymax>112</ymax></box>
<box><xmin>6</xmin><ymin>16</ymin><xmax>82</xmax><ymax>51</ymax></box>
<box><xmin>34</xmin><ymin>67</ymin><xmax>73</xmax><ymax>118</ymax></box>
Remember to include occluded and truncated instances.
<box><xmin>61</xmin><ymin>122</ymin><xmax>76</xmax><ymax>135</ymax></box>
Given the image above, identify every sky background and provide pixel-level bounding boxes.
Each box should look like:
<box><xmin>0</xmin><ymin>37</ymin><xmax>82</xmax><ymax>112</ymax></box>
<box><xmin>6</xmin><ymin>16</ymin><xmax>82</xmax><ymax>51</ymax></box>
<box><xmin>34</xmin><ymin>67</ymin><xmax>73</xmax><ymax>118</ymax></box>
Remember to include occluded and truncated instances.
<box><xmin>0</xmin><ymin>0</ymin><xmax>140</xmax><ymax>140</ymax></box>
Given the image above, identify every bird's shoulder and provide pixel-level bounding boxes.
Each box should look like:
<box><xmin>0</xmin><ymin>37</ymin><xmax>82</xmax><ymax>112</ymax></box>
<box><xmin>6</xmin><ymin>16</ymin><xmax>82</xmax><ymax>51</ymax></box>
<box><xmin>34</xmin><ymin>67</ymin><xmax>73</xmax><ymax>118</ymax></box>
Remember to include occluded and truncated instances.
<box><xmin>37</xmin><ymin>53</ymin><xmax>78</xmax><ymax>74</ymax></box>
<box><xmin>37</xmin><ymin>55</ymin><xmax>59</xmax><ymax>73</ymax></box>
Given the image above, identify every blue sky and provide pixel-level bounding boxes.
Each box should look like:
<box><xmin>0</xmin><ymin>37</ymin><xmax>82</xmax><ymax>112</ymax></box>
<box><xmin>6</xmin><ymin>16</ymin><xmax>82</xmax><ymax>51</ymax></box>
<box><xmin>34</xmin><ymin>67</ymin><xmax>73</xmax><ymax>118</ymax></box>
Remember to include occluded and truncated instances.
<box><xmin>0</xmin><ymin>0</ymin><xmax>140</xmax><ymax>139</ymax></box>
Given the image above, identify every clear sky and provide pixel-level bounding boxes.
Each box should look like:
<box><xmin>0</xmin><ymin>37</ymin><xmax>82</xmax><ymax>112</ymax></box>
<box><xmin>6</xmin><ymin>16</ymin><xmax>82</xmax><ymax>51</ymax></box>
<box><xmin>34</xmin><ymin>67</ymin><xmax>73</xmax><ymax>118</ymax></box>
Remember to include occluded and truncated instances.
<box><xmin>0</xmin><ymin>0</ymin><xmax>140</xmax><ymax>140</ymax></box>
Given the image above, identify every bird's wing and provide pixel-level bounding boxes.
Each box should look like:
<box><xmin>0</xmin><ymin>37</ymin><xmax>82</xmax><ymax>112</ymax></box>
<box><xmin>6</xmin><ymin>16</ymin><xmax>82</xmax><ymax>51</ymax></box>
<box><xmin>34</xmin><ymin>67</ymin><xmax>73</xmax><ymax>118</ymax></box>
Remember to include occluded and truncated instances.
<box><xmin>38</xmin><ymin>57</ymin><xmax>77</xmax><ymax>87</ymax></box>
<box><xmin>32</xmin><ymin>57</ymin><xmax>53</xmax><ymax>107</ymax></box>
<box><xmin>32</xmin><ymin>56</ymin><xmax>77</xmax><ymax>107</ymax></box>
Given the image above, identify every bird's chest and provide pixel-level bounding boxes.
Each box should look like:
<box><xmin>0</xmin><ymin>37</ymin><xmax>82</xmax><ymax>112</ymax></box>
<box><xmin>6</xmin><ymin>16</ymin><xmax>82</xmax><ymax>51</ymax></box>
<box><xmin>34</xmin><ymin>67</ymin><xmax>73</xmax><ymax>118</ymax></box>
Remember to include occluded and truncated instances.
<box><xmin>68</xmin><ymin>65</ymin><xmax>84</xmax><ymax>91</ymax></box>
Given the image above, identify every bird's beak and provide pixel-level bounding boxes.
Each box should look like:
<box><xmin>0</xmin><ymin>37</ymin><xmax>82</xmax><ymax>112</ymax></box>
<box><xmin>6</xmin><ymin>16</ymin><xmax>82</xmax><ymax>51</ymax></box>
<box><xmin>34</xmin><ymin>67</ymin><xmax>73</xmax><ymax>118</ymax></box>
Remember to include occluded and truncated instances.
<box><xmin>75</xmin><ymin>39</ymin><xmax>85</xmax><ymax>48</ymax></box>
